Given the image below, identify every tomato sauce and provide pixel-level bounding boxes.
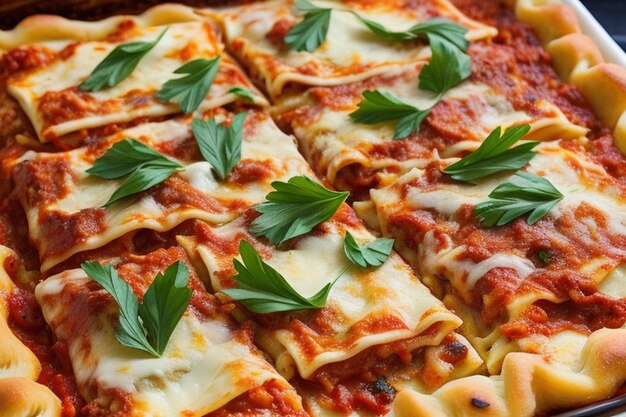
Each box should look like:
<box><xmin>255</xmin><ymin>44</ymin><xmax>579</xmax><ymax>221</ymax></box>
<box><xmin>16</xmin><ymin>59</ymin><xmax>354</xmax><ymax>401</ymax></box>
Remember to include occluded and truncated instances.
<box><xmin>207</xmin><ymin>379</ymin><xmax>308</xmax><ymax>417</ymax></box>
<box><xmin>39</xmin><ymin>209</ymin><xmax>108</xmax><ymax>258</ymax></box>
<box><xmin>13</xmin><ymin>156</ymin><xmax>74</xmax><ymax>206</ymax></box>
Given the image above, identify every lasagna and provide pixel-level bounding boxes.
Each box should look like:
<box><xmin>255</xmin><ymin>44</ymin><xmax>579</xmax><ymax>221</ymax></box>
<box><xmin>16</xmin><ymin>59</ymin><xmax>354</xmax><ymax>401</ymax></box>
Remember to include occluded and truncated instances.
<box><xmin>0</xmin><ymin>0</ymin><xmax>625</xmax><ymax>416</ymax></box>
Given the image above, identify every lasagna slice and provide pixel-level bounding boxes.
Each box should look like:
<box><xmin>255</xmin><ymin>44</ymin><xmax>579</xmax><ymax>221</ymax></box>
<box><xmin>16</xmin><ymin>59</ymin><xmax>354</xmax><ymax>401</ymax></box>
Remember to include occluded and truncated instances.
<box><xmin>359</xmin><ymin>140</ymin><xmax>626</xmax><ymax>372</ymax></box>
<box><xmin>13</xmin><ymin>110</ymin><xmax>313</xmax><ymax>272</ymax></box>
<box><xmin>35</xmin><ymin>245</ymin><xmax>306</xmax><ymax>417</ymax></box>
<box><xmin>216</xmin><ymin>0</ymin><xmax>496</xmax><ymax>97</ymax></box>
<box><xmin>178</xmin><ymin>206</ymin><xmax>464</xmax><ymax>384</ymax></box>
<box><xmin>274</xmin><ymin>62</ymin><xmax>587</xmax><ymax>197</ymax></box>
<box><xmin>5</xmin><ymin>20</ymin><xmax>267</xmax><ymax>142</ymax></box>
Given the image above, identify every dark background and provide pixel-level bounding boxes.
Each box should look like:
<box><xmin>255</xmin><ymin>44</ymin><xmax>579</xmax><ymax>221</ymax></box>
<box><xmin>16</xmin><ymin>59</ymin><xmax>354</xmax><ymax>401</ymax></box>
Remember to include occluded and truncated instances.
<box><xmin>581</xmin><ymin>0</ymin><xmax>626</xmax><ymax>50</ymax></box>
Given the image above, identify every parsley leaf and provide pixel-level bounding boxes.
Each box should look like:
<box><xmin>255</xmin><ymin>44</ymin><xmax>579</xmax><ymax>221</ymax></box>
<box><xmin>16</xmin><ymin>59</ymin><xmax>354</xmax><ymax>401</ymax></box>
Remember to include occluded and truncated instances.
<box><xmin>155</xmin><ymin>56</ymin><xmax>221</xmax><ymax>114</ymax></box>
<box><xmin>349</xmin><ymin>90</ymin><xmax>431</xmax><ymax>140</ymax></box>
<box><xmin>352</xmin><ymin>16</ymin><xmax>471</xmax><ymax>95</ymax></box>
<box><xmin>86</xmin><ymin>138</ymin><xmax>182</xmax><ymax>206</ymax></box>
<box><xmin>418</xmin><ymin>36</ymin><xmax>472</xmax><ymax>96</ymax></box>
<box><xmin>538</xmin><ymin>250</ymin><xmax>552</xmax><ymax>263</ymax></box>
<box><xmin>474</xmin><ymin>171</ymin><xmax>563</xmax><ymax>227</ymax></box>
<box><xmin>80</xmin><ymin>261</ymin><xmax>191</xmax><ymax>356</ymax></box>
<box><xmin>192</xmin><ymin>112</ymin><xmax>247</xmax><ymax>181</ymax></box>
<box><xmin>443</xmin><ymin>125</ymin><xmax>538</xmax><ymax>182</ymax></box>
<box><xmin>284</xmin><ymin>0</ymin><xmax>332</xmax><ymax>52</ymax></box>
<box><xmin>221</xmin><ymin>240</ymin><xmax>339</xmax><ymax>313</ymax></box>
<box><xmin>351</xmin><ymin>13</ymin><xmax>416</xmax><ymax>41</ymax></box>
<box><xmin>137</xmin><ymin>262</ymin><xmax>192</xmax><ymax>355</ymax></box>
<box><xmin>80</xmin><ymin>262</ymin><xmax>156</xmax><ymax>356</ymax></box>
<box><xmin>228</xmin><ymin>86</ymin><xmax>255</xmax><ymax>102</ymax></box>
<box><xmin>250</xmin><ymin>176</ymin><xmax>349</xmax><ymax>246</ymax></box>
<box><xmin>354</xmin><ymin>15</ymin><xmax>468</xmax><ymax>51</ymax></box>
<box><xmin>80</xmin><ymin>28</ymin><xmax>167</xmax><ymax>92</ymax></box>
<box><xmin>343</xmin><ymin>232</ymin><xmax>394</xmax><ymax>268</ymax></box>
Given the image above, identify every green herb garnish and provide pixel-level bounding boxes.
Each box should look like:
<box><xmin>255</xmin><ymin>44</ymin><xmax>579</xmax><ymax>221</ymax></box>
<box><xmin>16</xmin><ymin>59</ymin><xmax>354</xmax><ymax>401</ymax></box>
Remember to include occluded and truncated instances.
<box><xmin>227</xmin><ymin>86</ymin><xmax>255</xmax><ymax>102</ymax></box>
<box><xmin>349</xmin><ymin>90</ymin><xmax>430</xmax><ymax>140</ymax></box>
<box><xmin>250</xmin><ymin>176</ymin><xmax>349</xmax><ymax>246</ymax></box>
<box><xmin>538</xmin><ymin>250</ymin><xmax>552</xmax><ymax>263</ymax></box>
<box><xmin>192</xmin><ymin>112</ymin><xmax>247</xmax><ymax>180</ymax></box>
<box><xmin>418</xmin><ymin>36</ymin><xmax>472</xmax><ymax>96</ymax></box>
<box><xmin>474</xmin><ymin>171</ymin><xmax>563</xmax><ymax>227</ymax></box>
<box><xmin>81</xmin><ymin>261</ymin><xmax>192</xmax><ymax>356</ymax></box>
<box><xmin>443</xmin><ymin>125</ymin><xmax>538</xmax><ymax>182</ymax></box>
<box><xmin>284</xmin><ymin>0</ymin><xmax>332</xmax><ymax>52</ymax></box>
<box><xmin>343</xmin><ymin>231</ymin><xmax>394</xmax><ymax>268</ymax></box>
<box><xmin>155</xmin><ymin>56</ymin><xmax>221</xmax><ymax>114</ymax></box>
<box><xmin>354</xmin><ymin>15</ymin><xmax>468</xmax><ymax>49</ymax></box>
<box><xmin>221</xmin><ymin>240</ymin><xmax>340</xmax><ymax>313</ymax></box>
<box><xmin>353</xmin><ymin>16</ymin><xmax>471</xmax><ymax>95</ymax></box>
<box><xmin>79</xmin><ymin>28</ymin><xmax>167</xmax><ymax>92</ymax></box>
<box><xmin>86</xmin><ymin>138</ymin><xmax>182</xmax><ymax>206</ymax></box>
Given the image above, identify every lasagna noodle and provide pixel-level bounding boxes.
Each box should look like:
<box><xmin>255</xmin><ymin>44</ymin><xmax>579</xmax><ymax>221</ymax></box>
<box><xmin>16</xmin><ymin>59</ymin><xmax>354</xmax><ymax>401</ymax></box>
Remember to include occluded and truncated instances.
<box><xmin>34</xmin><ymin>247</ymin><xmax>305</xmax><ymax>417</ymax></box>
<box><xmin>276</xmin><ymin>63</ymin><xmax>588</xmax><ymax>189</ymax></box>
<box><xmin>6</xmin><ymin>21</ymin><xmax>268</xmax><ymax>141</ymax></box>
<box><xmin>217</xmin><ymin>0</ymin><xmax>497</xmax><ymax>97</ymax></box>
<box><xmin>178</xmin><ymin>207</ymin><xmax>463</xmax><ymax>381</ymax></box>
<box><xmin>13</xmin><ymin>111</ymin><xmax>314</xmax><ymax>272</ymax></box>
<box><xmin>362</xmin><ymin>140</ymin><xmax>626</xmax><ymax>371</ymax></box>
<box><xmin>0</xmin><ymin>245</ymin><xmax>62</xmax><ymax>417</ymax></box>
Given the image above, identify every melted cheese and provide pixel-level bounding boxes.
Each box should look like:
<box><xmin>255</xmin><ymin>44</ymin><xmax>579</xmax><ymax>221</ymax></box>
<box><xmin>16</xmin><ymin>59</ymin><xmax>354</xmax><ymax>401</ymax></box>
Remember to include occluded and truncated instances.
<box><xmin>598</xmin><ymin>264</ymin><xmax>626</xmax><ymax>299</ymax></box>
<box><xmin>35</xmin><ymin>267</ymin><xmax>299</xmax><ymax>417</ymax></box>
<box><xmin>465</xmin><ymin>254</ymin><xmax>535</xmax><ymax>289</ymax></box>
<box><xmin>182</xmin><ymin>214</ymin><xmax>461</xmax><ymax>380</ymax></box>
<box><xmin>7</xmin><ymin>22</ymin><xmax>268</xmax><ymax>141</ymax></box>
<box><xmin>221</xmin><ymin>0</ymin><xmax>497</xmax><ymax>97</ymax></box>
<box><xmin>0</xmin><ymin>378</ymin><xmax>62</xmax><ymax>417</ymax></box>
<box><xmin>286</xmin><ymin>65</ymin><xmax>588</xmax><ymax>186</ymax></box>
<box><xmin>14</xmin><ymin>113</ymin><xmax>313</xmax><ymax>271</ymax></box>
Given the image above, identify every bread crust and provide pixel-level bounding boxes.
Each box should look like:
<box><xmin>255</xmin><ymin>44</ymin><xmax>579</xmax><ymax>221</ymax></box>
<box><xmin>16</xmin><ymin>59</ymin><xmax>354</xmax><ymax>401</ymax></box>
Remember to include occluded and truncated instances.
<box><xmin>572</xmin><ymin>63</ymin><xmax>626</xmax><ymax>154</ymax></box>
<box><xmin>0</xmin><ymin>246</ymin><xmax>61</xmax><ymax>416</ymax></box>
<box><xmin>0</xmin><ymin>246</ymin><xmax>40</xmax><ymax>380</ymax></box>
<box><xmin>0</xmin><ymin>377</ymin><xmax>62</xmax><ymax>417</ymax></box>
<box><xmin>547</xmin><ymin>33</ymin><xmax>604</xmax><ymax>81</ymax></box>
